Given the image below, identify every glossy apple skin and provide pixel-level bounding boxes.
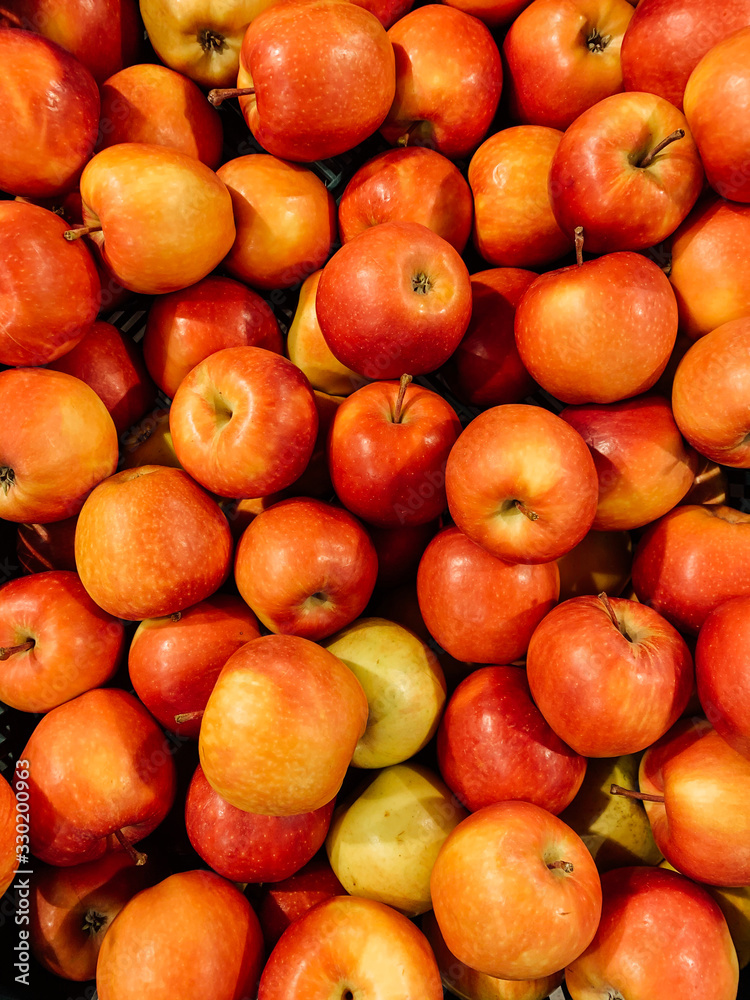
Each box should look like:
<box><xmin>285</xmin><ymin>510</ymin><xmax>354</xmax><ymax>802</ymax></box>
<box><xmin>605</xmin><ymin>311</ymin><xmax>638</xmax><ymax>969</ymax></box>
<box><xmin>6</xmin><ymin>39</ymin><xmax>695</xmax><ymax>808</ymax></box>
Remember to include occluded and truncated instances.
<box><xmin>317</xmin><ymin>221</ymin><xmax>472</xmax><ymax>379</ymax></box>
<box><xmin>217</xmin><ymin>155</ymin><xmax>337</xmax><ymax>290</ymax></box>
<box><xmin>549</xmin><ymin>92</ymin><xmax>703</xmax><ymax>254</ymax></box>
<box><xmin>632</xmin><ymin>504</ymin><xmax>750</xmax><ymax>634</ymax></box>
<box><xmin>99</xmin><ymin>63</ymin><xmax>223</xmax><ymax>169</ymax></box>
<box><xmin>440</xmin><ymin>268</ymin><xmax>537</xmax><ymax>407</ymax></box>
<box><xmin>561</xmin><ymin>394</ymin><xmax>697</xmax><ymax>530</ymax></box>
<box><xmin>19</xmin><ymin>688</ymin><xmax>176</xmax><ymax>866</ymax></box>
<box><xmin>349</xmin><ymin>0</ymin><xmax>413</xmax><ymax>26</ymax></box>
<box><xmin>381</xmin><ymin>4</ymin><xmax>502</xmax><ymax>160</ymax></box>
<box><xmin>328</xmin><ymin>380</ymin><xmax>461</xmax><ymax>528</ymax></box>
<box><xmin>234</xmin><ymin>498</ymin><xmax>378</xmax><ymax>640</ymax></box>
<box><xmin>515</xmin><ymin>253</ymin><xmax>678</xmax><ymax>405</ymax></box>
<box><xmin>437</xmin><ymin>665</ymin><xmax>586</xmax><ymax>814</ymax></box>
<box><xmin>672</xmin><ymin>318</ymin><xmax>750</xmax><ymax>467</ymax></box>
<box><xmin>431</xmin><ymin>801</ymin><xmax>602</xmax><ymax>980</ymax></box>
<box><xmin>0</xmin><ymin>570</ymin><xmax>124</xmax><ymax>714</ymax></box>
<box><xmin>338</xmin><ymin>147</ymin><xmax>473</xmax><ymax>253</ymax></box>
<box><xmin>0</xmin><ymin>28</ymin><xmax>99</xmax><ymax>197</ymax></box>
<box><xmin>258</xmin><ymin>895</ymin><xmax>443</xmax><ymax>1000</ymax></box>
<box><xmin>696</xmin><ymin>597</ymin><xmax>750</xmax><ymax>759</ymax></box>
<box><xmin>0</xmin><ymin>368</ymin><xmax>118</xmax><ymax>524</ymax></box>
<box><xmin>620</xmin><ymin>0</ymin><xmax>750</xmax><ymax>111</ymax></box>
<box><xmin>79</xmin><ymin>143</ymin><xmax>235</xmax><ymax>295</ymax></box>
<box><xmin>565</xmin><ymin>866</ymin><xmax>739</xmax><ymax>1000</ymax></box>
<box><xmin>469</xmin><ymin>126</ymin><xmax>571</xmax><ymax>269</ymax></box>
<box><xmin>143</xmin><ymin>275</ymin><xmax>282</xmax><ymax>399</ymax></box>
<box><xmin>640</xmin><ymin>719</ymin><xmax>750</xmax><ymax>886</ymax></box>
<box><xmin>445</xmin><ymin>404</ymin><xmax>599</xmax><ymax>564</ymax></box>
<box><xmin>199</xmin><ymin>634</ymin><xmax>369</xmax><ymax>816</ymax></box>
<box><xmin>46</xmin><ymin>320</ymin><xmax>157</xmax><ymax>435</ymax></box>
<box><xmin>669</xmin><ymin>196</ymin><xmax>750</xmax><ymax>340</ymax></box>
<box><xmin>74</xmin><ymin>465</ymin><xmax>233</xmax><ymax>621</ymax></box>
<box><xmin>185</xmin><ymin>764</ymin><xmax>334</xmax><ymax>883</ymax></box>
<box><xmin>238</xmin><ymin>0</ymin><xmax>395</xmax><ymax>162</ymax></box>
<box><xmin>0</xmin><ymin>772</ymin><xmax>18</xmax><ymax>898</ymax></box>
<box><xmin>503</xmin><ymin>0</ymin><xmax>634</xmax><ymax>131</ymax></box>
<box><xmin>169</xmin><ymin>346</ymin><xmax>318</xmax><ymax>498</ymax></box>
<box><xmin>128</xmin><ymin>594</ymin><xmax>260</xmax><ymax>739</ymax></box>
<box><xmin>0</xmin><ymin>202</ymin><xmax>100</xmax><ymax>367</ymax></box>
<box><xmin>256</xmin><ymin>856</ymin><xmax>346</xmax><ymax>949</ymax></box>
<box><xmin>97</xmin><ymin>870</ymin><xmax>265</xmax><ymax>1000</ymax></box>
<box><xmin>417</xmin><ymin>526</ymin><xmax>559</xmax><ymax>662</ymax></box>
<box><xmin>29</xmin><ymin>853</ymin><xmax>157</xmax><ymax>981</ymax></box>
<box><xmin>526</xmin><ymin>595</ymin><xmax>694</xmax><ymax>757</ymax></box>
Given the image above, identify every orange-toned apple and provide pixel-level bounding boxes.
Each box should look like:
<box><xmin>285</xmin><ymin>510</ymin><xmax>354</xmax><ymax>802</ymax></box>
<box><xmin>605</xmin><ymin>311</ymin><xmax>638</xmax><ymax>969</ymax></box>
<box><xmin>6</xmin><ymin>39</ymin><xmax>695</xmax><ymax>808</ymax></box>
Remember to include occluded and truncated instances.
<box><xmin>0</xmin><ymin>772</ymin><xmax>17</xmax><ymax>898</ymax></box>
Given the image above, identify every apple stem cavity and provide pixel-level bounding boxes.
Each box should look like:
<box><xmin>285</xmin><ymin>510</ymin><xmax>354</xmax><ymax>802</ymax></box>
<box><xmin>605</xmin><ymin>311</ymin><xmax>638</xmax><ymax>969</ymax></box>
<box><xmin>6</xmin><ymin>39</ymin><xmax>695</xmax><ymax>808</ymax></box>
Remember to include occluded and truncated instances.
<box><xmin>637</xmin><ymin>129</ymin><xmax>685</xmax><ymax>169</ymax></box>
<box><xmin>0</xmin><ymin>638</ymin><xmax>34</xmax><ymax>660</ymax></box>
<box><xmin>574</xmin><ymin>226</ymin><xmax>584</xmax><ymax>266</ymax></box>
<box><xmin>396</xmin><ymin>121</ymin><xmax>423</xmax><ymax>148</ymax></box>
<box><xmin>393</xmin><ymin>374</ymin><xmax>413</xmax><ymax>424</ymax></box>
<box><xmin>175</xmin><ymin>710</ymin><xmax>204</xmax><ymax>725</ymax></box>
<box><xmin>207</xmin><ymin>87</ymin><xmax>256</xmax><ymax>107</ymax></box>
<box><xmin>586</xmin><ymin>29</ymin><xmax>612</xmax><ymax>53</ymax></box>
<box><xmin>610</xmin><ymin>783</ymin><xmax>665</xmax><ymax>804</ymax></box>
<box><xmin>63</xmin><ymin>224</ymin><xmax>102</xmax><ymax>242</ymax></box>
<box><xmin>514</xmin><ymin>500</ymin><xmax>539</xmax><ymax>521</ymax></box>
<box><xmin>0</xmin><ymin>465</ymin><xmax>16</xmax><ymax>494</ymax></box>
<box><xmin>113</xmin><ymin>828</ymin><xmax>147</xmax><ymax>866</ymax></box>
<box><xmin>597</xmin><ymin>592</ymin><xmax>632</xmax><ymax>642</ymax></box>
<box><xmin>547</xmin><ymin>860</ymin><xmax>574</xmax><ymax>873</ymax></box>
<box><xmin>199</xmin><ymin>28</ymin><xmax>227</xmax><ymax>54</ymax></box>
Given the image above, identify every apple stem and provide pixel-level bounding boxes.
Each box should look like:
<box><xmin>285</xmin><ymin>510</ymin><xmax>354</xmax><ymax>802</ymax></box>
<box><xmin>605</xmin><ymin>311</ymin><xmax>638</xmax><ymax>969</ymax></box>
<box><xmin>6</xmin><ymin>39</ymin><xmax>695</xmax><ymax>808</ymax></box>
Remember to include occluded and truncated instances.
<box><xmin>0</xmin><ymin>7</ymin><xmax>23</xmax><ymax>27</ymax></box>
<box><xmin>0</xmin><ymin>638</ymin><xmax>34</xmax><ymax>661</ymax></box>
<box><xmin>393</xmin><ymin>374</ymin><xmax>413</xmax><ymax>424</ymax></box>
<box><xmin>113</xmin><ymin>829</ymin><xmax>147</xmax><ymax>865</ymax></box>
<box><xmin>694</xmin><ymin>466</ymin><xmax>719</xmax><ymax>486</ymax></box>
<box><xmin>63</xmin><ymin>224</ymin><xmax>102</xmax><ymax>242</ymax></box>
<box><xmin>396</xmin><ymin>121</ymin><xmax>421</xmax><ymax>148</ymax></box>
<box><xmin>597</xmin><ymin>592</ymin><xmax>626</xmax><ymax>634</ymax></box>
<box><xmin>637</xmin><ymin>129</ymin><xmax>685</xmax><ymax>169</ymax></box>
<box><xmin>610</xmin><ymin>783</ymin><xmax>665</xmax><ymax>804</ymax></box>
<box><xmin>514</xmin><ymin>500</ymin><xmax>539</xmax><ymax>521</ymax></box>
<box><xmin>175</xmin><ymin>710</ymin><xmax>204</xmax><ymax>725</ymax></box>
<box><xmin>574</xmin><ymin>226</ymin><xmax>584</xmax><ymax>266</ymax></box>
<box><xmin>207</xmin><ymin>87</ymin><xmax>256</xmax><ymax>107</ymax></box>
<box><xmin>547</xmin><ymin>860</ymin><xmax>574</xmax><ymax>873</ymax></box>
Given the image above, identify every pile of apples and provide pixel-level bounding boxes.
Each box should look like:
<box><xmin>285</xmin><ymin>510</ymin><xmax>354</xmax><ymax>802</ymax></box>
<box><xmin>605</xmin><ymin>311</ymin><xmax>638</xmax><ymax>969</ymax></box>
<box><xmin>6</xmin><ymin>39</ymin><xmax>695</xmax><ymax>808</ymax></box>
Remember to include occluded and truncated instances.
<box><xmin>3</xmin><ymin>0</ymin><xmax>750</xmax><ymax>997</ymax></box>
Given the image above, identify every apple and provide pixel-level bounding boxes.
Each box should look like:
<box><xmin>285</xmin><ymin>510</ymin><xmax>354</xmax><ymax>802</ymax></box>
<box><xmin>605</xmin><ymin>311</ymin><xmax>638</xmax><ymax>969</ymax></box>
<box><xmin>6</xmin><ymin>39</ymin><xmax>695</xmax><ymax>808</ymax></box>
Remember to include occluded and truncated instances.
<box><xmin>548</xmin><ymin>91</ymin><xmax>703</xmax><ymax>254</ymax></box>
<box><xmin>169</xmin><ymin>346</ymin><xmax>318</xmax><ymax>498</ymax></box>
<box><xmin>349</xmin><ymin>0</ymin><xmax>414</xmax><ymax>27</ymax></box>
<box><xmin>98</xmin><ymin>63</ymin><xmax>224</xmax><ymax>169</ymax></box>
<box><xmin>0</xmin><ymin>201</ymin><xmax>100</xmax><ymax>367</ymax></box>
<box><xmin>143</xmin><ymin>275</ymin><xmax>282</xmax><ymax>399</ymax></box>
<box><xmin>430</xmin><ymin>800</ymin><xmax>602</xmax><ymax>980</ymax></box>
<box><xmin>695</xmin><ymin>596</ymin><xmax>750</xmax><ymax>759</ymax></box>
<box><xmin>380</xmin><ymin>4</ymin><xmax>503</xmax><ymax>160</ymax></box>
<box><xmin>369</xmin><ymin>520</ymin><xmax>438</xmax><ymax>590</ymax></box>
<box><xmin>217</xmin><ymin>154</ymin><xmax>337</xmax><ymax>290</ymax></box>
<box><xmin>565</xmin><ymin>866</ymin><xmax>739</xmax><ymax>1000</ymax></box>
<box><xmin>0</xmin><ymin>771</ymin><xmax>17</xmax><ymax>898</ymax></box>
<box><xmin>445</xmin><ymin>404</ymin><xmax>599</xmax><ymax>564</ymax></box>
<box><xmin>316</xmin><ymin>220</ymin><xmax>472</xmax><ymax>379</ymax></box>
<box><xmin>680</xmin><ymin>456</ymin><xmax>728</xmax><ymax>507</ymax></box>
<box><xmin>556</xmin><ymin>529</ymin><xmax>632</xmax><ymax>602</ymax></box>
<box><xmin>0</xmin><ymin>28</ymin><xmax>99</xmax><ymax>197</ymax></box>
<box><xmin>74</xmin><ymin>465</ymin><xmax>233</xmax><ymax>621</ymax></box>
<box><xmin>234</xmin><ymin>498</ymin><xmax>378</xmax><ymax>640</ymax></box>
<box><xmin>0</xmin><ymin>570</ymin><xmax>124</xmax><ymax>714</ymax></box>
<box><xmin>96</xmin><ymin>870</ymin><xmax>265</xmax><ymax>1000</ymax></box>
<box><xmin>19</xmin><ymin>687</ymin><xmax>176</xmax><ymax>866</ymax></box>
<box><xmin>631</xmin><ymin>504</ymin><xmax>750</xmax><ymax>634</ymax></box>
<box><xmin>439</xmin><ymin>0</ymin><xmax>534</xmax><ymax>26</ymax></box>
<box><xmin>322</xmin><ymin>616</ymin><xmax>447</xmax><ymax>768</ymax></box>
<box><xmin>275</xmin><ymin>388</ymin><xmax>342</xmax><ymax>501</ymax></box>
<box><xmin>514</xmin><ymin>250</ymin><xmax>678</xmax><ymax>404</ymax></box>
<box><xmin>128</xmin><ymin>593</ymin><xmax>260</xmax><ymax>739</ymax></box>
<box><xmin>231</xmin><ymin>0</ymin><xmax>396</xmax><ymax>162</ymax></box>
<box><xmin>185</xmin><ymin>764</ymin><xmax>335</xmax><ymax>883</ymax></box>
<box><xmin>560</xmin><ymin>393</ymin><xmax>697</xmax><ymax>530</ymax></box>
<box><xmin>0</xmin><ymin>368</ymin><xmax>118</xmax><ymax>524</ymax></box>
<box><xmin>16</xmin><ymin>516</ymin><xmax>78</xmax><ymax>574</ymax></box>
<box><xmin>338</xmin><ymin>146</ymin><xmax>473</xmax><ymax>253</ymax></box>
<box><xmin>672</xmin><ymin>317</ymin><xmax>750</xmax><ymax>466</ymax></box>
<box><xmin>437</xmin><ymin>665</ymin><xmax>586</xmax><ymax>815</ymax></box>
<box><xmin>199</xmin><ymin>634</ymin><xmax>368</xmax><ymax>815</ymax></box>
<box><xmin>256</xmin><ymin>856</ymin><xmax>346</xmax><ymax>949</ymax></box>
<box><xmin>257</xmin><ymin>895</ymin><xmax>443</xmax><ymax>1000</ymax></box>
<box><xmin>119</xmin><ymin>409</ymin><xmax>181</xmax><ymax>470</ymax></box>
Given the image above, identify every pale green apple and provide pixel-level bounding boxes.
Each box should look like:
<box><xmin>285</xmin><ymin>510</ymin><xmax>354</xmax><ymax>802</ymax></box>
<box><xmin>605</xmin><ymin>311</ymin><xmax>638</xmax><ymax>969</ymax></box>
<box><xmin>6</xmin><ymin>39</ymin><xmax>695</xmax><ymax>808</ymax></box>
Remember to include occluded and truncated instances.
<box><xmin>323</xmin><ymin>617</ymin><xmax>447</xmax><ymax>768</ymax></box>
<box><xmin>326</xmin><ymin>762</ymin><xmax>467</xmax><ymax>917</ymax></box>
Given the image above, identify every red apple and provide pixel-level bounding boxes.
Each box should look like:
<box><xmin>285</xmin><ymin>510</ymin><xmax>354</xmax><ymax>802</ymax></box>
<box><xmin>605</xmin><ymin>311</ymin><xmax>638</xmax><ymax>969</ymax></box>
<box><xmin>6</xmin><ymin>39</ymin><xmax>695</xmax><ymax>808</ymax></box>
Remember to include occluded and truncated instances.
<box><xmin>430</xmin><ymin>801</ymin><xmax>602</xmax><ymax>980</ymax></box>
<box><xmin>128</xmin><ymin>594</ymin><xmax>260</xmax><ymax>739</ymax></box>
<box><xmin>445</xmin><ymin>404</ymin><xmax>599</xmax><ymax>564</ymax></box>
<box><xmin>0</xmin><ymin>771</ymin><xmax>17</xmax><ymax>898</ymax></box>
<box><xmin>526</xmin><ymin>594</ymin><xmax>694</xmax><ymax>756</ymax></box>
<box><xmin>74</xmin><ymin>465</ymin><xmax>233</xmax><ymax>620</ymax></box>
<box><xmin>234</xmin><ymin>498</ymin><xmax>378</xmax><ymax>640</ymax></box>
<box><xmin>417</xmin><ymin>526</ymin><xmax>560</xmax><ymax>662</ymax></box>
<box><xmin>256</xmin><ymin>856</ymin><xmax>346</xmax><ymax>949</ymax></box>
<box><xmin>631</xmin><ymin>504</ymin><xmax>750</xmax><ymax>634</ymax></box>
<box><xmin>19</xmin><ymin>687</ymin><xmax>176</xmax><ymax>866</ymax></box>
<box><xmin>199</xmin><ymin>634</ymin><xmax>369</xmax><ymax>815</ymax></box>
<box><xmin>169</xmin><ymin>346</ymin><xmax>318</xmax><ymax>498</ymax></box>
<box><xmin>503</xmin><ymin>0</ymin><xmax>635</xmax><ymax>130</ymax></box>
<box><xmin>185</xmin><ymin>764</ymin><xmax>335</xmax><ymax>882</ymax></box>
<box><xmin>316</xmin><ymin>221</ymin><xmax>472</xmax><ymax>379</ymax></box>
<box><xmin>696</xmin><ymin>596</ymin><xmax>750</xmax><ymax>759</ymax></box>
<box><xmin>349</xmin><ymin>0</ymin><xmax>414</xmax><ymax>27</ymax></box>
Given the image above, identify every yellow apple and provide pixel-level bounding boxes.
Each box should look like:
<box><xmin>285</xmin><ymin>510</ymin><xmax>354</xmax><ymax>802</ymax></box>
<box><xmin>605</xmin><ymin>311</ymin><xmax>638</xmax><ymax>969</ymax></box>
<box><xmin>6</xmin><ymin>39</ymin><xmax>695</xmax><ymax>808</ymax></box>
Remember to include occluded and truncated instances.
<box><xmin>120</xmin><ymin>409</ymin><xmax>181</xmax><ymax>470</ymax></box>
